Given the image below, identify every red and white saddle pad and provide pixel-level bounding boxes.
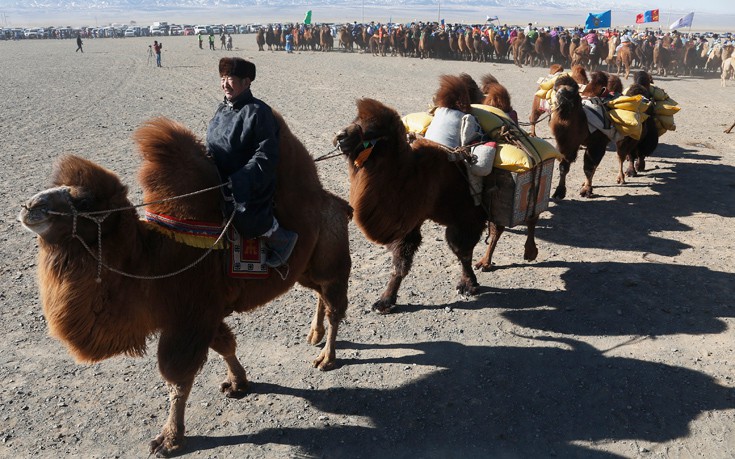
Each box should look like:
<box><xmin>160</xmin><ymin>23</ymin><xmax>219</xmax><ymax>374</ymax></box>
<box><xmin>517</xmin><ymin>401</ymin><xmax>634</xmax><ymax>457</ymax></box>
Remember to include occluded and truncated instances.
<box><xmin>228</xmin><ymin>228</ymin><xmax>269</xmax><ymax>279</ymax></box>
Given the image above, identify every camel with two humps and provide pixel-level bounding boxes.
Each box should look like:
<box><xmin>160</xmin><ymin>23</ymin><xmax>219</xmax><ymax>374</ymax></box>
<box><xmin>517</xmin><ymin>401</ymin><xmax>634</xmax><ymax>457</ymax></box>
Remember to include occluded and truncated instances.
<box><xmin>19</xmin><ymin>115</ymin><xmax>352</xmax><ymax>457</ymax></box>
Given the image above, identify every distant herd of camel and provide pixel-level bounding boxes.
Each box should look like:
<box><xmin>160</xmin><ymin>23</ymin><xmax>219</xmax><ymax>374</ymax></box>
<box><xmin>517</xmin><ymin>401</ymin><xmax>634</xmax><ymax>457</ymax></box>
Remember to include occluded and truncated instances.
<box><xmin>255</xmin><ymin>22</ymin><xmax>734</xmax><ymax>80</ymax></box>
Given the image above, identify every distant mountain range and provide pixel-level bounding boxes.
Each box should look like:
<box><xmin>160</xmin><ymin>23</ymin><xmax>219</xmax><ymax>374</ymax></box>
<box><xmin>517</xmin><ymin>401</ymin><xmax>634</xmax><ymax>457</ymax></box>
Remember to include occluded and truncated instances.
<box><xmin>1</xmin><ymin>0</ymin><xmax>731</xmax><ymax>31</ymax></box>
<box><xmin>0</xmin><ymin>0</ymin><xmax>641</xmax><ymax>11</ymax></box>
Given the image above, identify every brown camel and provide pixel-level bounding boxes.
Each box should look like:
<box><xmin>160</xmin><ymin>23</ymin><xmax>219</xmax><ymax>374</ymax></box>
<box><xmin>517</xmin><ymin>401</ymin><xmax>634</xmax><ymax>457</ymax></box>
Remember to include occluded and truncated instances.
<box><xmin>337</xmin><ymin>26</ymin><xmax>353</xmax><ymax>52</ymax></box>
<box><xmin>255</xmin><ymin>28</ymin><xmax>265</xmax><ymax>51</ymax></box>
<box><xmin>333</xmin><ymin>97</ymin><xmax>487</xmax><ymax>313</ymax></box>
<box><xmin>616</xmin><ymin>71</ymin><xmax>659</xmax><ymax>181</ymax></box>
<box><xmin>549</xmin><ymin>73</ymin><xmax>611</xmax><ymax>199</ymax></box>
<box><xmin>19</xmin><ymin>116</ymin><xmax>352</xmax><ymax>456</ymax></box>
<box><xmin>654</xmin><ymin>38</ymin><xmax>672</xmax><ymax>76</ymax></box>
<box><xmin>616</xmin><ymin>42</ymin><xmax>634</xmax><ymax>79</ymax></box>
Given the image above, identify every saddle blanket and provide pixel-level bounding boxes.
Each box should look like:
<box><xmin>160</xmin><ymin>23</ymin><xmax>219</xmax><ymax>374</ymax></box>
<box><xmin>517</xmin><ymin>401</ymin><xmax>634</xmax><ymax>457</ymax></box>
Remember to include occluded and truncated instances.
<box><xmin>228</xmin><ymin>228</ymin><xmax>269</xmax><ymax>279</ymax></box>
<box><xmin>582</xmin><ymin>98</ymin><xmax>620</xmax><ymax>141</ymax></box>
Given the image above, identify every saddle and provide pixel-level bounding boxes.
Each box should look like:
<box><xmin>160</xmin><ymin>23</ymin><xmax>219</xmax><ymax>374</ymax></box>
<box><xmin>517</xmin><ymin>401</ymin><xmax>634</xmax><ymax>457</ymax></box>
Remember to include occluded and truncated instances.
<box><xmin>144</xmin><ymin>210</ymin><xmax>269</xmax><ymax>279</ymax></box>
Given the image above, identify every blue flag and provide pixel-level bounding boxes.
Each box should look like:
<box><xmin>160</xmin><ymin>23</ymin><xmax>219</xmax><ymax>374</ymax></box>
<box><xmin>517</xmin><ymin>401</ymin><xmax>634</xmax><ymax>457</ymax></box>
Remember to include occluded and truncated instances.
<box><xmin>585</xmin><ymin>10</ymin><xmax>611</xmax><ymax>30</ymax></box>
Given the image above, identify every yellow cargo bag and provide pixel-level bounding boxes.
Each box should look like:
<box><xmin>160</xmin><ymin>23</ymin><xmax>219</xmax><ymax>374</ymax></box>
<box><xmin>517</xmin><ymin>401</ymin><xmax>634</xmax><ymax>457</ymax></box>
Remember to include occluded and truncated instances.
<box><xmin>607</xmin><ymin>94</ymin><xmax>652</xmax><ymax>113</ymax></box>
<box><xmin>608</xmin><ymin>108</ymin><xmax>649</xmax><ymax>140</ymax></box>
<box><xmin>654</xmin><ymin>114</ymin><xmax>676</xmax><ymax>136</ymax></box>
<box><xmin>471</xmin><ymin>104</ymin><xmax>561</xmax><ymax>171</ymax></box>
<box><xmin>650</xmin><ymin>85</ymin><xmax>669</xmax><ymax>101</ymax></box>
<box><xmin>654</xmin><ymin>98</ymin><xmax>680</xmax><ymax>116</ymax></box>
<box><xmin>470</xmin><ymin>104</ymin><xmax>513</xmax><ymax>135</ymax></box>
<box><xmin>402</xmin><ymin>112</ymin><xmax>434</xmax><ymax>135</ymax></box>
<box><xmin>535</xmin><ymin>88</ymin><xmax>551</xmax><ymax>99</ymax></box>
<box><xmin>493</xmin><ymin>137</ymin><xmax>561</xmax><ymax>172</ymax></box>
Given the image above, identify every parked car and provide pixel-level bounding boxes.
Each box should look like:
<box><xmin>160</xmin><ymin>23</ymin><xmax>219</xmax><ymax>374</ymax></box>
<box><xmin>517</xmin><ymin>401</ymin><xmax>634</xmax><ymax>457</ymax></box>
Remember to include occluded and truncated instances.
<box><xmin>194</xmin><ymin>25</ymin><xmax>209</xmax><ymax>35</ymax></box>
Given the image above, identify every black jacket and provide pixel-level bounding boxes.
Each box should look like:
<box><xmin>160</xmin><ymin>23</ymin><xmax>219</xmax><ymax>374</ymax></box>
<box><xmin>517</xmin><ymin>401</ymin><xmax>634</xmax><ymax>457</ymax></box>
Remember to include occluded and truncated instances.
<box><xmin>206</xmin><ymin>89</ymin><xmax>280</xmax><ymax>237</ymax></box>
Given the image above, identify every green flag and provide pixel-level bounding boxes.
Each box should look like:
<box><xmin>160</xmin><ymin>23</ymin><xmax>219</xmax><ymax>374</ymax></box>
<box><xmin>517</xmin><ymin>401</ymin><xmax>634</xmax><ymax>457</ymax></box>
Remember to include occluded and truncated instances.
<box><xmin>304</xmin><ymin>10</ymin><xmax>312</xmax><ymax>25</ymax></box>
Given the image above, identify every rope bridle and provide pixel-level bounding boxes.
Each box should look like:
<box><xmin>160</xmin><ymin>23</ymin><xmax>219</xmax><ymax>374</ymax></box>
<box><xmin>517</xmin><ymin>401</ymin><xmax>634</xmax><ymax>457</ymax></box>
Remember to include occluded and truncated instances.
<box><xmin>47</xmin><ymin>183</ymin><xmax>231</xmax><ymax>283</ymax></box>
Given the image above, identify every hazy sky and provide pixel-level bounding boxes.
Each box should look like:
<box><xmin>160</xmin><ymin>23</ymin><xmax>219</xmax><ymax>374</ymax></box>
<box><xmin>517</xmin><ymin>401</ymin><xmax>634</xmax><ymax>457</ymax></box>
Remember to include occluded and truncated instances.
<box><xmin>624</xmin><ymin>1</ymin><xmax>729</xmax><ymax>15</ymax></box>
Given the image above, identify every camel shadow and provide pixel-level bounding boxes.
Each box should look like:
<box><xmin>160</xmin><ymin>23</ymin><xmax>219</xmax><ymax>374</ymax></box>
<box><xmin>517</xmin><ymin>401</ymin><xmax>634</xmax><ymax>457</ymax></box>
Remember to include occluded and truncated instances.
<box><xmin>541</xmin><ymin>143</ymin><xmax>735</xmax><ymax>256</ymax></box>
<box><xmin>185</xmin><ymin>339</ymin><xmax>734</xmax><ymax>458</ymax></box>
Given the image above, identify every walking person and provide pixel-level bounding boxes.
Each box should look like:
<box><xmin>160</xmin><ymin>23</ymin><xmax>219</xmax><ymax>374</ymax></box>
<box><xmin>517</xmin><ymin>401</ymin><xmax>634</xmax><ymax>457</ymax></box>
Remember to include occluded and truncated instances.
<box><xmin>206</xmin><ymin>57</ymin><xmax>298</xmax><ymax>268</ymax></box>
<box><xmin>153</xmin><ymin>40</ymin><xmax>162</xmax><ymax>67</ymax></box>
<box><xmin>198</xmin><ymin>32</ymin><xmax>203</xmax><ymax>49</ymax></box>
<box><xmin>75</xmin><ymin>34</ymin><xmax>83</xmax><ymax>53</ymax></box>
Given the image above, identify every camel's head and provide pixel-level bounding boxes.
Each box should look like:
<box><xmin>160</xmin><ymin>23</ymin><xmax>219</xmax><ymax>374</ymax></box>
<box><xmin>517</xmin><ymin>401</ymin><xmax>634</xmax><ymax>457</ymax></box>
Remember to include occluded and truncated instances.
<box><xmin>553</xmin><ymin>75</ymin><xmax>581</xmax><ymax>112</ymax></box>
<box><xmin>333</xmin><ymin>98</ymin><xmax>404</xmax><ymax>168</ymax></box>
<box><xmin>632</xmin><ymin>70</ymin><xmax>653</xmax><ymax>89</ymax></box>
<box><xmin>19</xmin><ymin>155</ymin><xmax>129</xmax><ymax>245</ymax></box>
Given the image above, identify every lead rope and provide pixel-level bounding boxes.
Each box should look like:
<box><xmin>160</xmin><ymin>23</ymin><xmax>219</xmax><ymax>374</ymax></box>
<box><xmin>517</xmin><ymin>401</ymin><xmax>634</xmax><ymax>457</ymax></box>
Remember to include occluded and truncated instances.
<box><xmin>56</xmin><ymin>184</ymin><xmax>233</xmax><ymax>282</ymax></box>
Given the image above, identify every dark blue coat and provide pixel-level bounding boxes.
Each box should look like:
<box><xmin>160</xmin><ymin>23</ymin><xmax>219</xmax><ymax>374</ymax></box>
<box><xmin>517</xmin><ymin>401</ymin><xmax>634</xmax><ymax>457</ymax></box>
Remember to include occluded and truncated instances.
<box><xmin>206</xmin><ymin>89</ymin><xmax>280</xmax><ymax>238</ymax></box>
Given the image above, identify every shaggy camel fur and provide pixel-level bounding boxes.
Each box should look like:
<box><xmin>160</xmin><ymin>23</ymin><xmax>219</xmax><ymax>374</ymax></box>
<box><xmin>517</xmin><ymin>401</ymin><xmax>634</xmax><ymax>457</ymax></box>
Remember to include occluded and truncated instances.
<box><xmin>19</xmin><ymin>116</ymin><xmax>352</xmax><ymax>456</ymax></box>
<box><xmin>334</xmin><ymin>97</ymin><xmax>487</xmax><ymax>313</ymax></box>
<box><xmin>550</xmin><ymin>73</ymin><xmax>611</xmax><ymax>199</ymax></box>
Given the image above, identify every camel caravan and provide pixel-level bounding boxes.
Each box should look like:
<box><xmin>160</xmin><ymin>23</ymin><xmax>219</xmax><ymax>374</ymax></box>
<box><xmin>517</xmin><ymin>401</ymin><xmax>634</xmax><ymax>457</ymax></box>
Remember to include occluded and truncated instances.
<box><xmin>256</xmin><ymin>21</ymin><xmax>734</xmax><ymax>79</ymax></box>
<box><xmin>18</xmin><ymin>16</ymin><xmax>689</xmax><ymax>456</ymax></box>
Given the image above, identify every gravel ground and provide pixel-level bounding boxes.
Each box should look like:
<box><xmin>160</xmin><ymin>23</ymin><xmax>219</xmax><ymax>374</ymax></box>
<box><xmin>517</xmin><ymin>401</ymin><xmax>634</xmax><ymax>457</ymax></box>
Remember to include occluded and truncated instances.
<box><xmin>1</xmin><ymin>34</ymin><xmax>733</xmax><ymax>458</ymax></box>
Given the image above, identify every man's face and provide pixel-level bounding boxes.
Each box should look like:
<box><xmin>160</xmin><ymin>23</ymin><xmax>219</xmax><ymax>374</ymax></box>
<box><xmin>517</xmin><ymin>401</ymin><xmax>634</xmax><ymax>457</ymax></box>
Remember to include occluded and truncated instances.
<box><xmin>221</xmin><ymin>75</ymin><xmax>251</xmax><ymax>101</ymax></box>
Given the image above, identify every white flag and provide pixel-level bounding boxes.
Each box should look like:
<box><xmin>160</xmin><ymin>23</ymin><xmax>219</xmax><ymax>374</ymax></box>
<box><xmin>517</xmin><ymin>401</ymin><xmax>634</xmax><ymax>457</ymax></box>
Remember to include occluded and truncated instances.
<box><xmin>669</xmin><ymin>12</ymin><xmax>694</xmax><ymax>30</ymax></box>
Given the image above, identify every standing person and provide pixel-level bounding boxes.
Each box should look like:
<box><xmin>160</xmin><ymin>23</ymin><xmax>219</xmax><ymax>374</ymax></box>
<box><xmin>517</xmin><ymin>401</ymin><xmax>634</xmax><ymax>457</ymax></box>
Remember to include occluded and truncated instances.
<box><xmin>220</xmin><ymin>32</ymin><xmax>226</xmax><ymax>49</ymax></box>
<box><xmin>153</xmin><ymin>40</ymin><xmax>162</xmax><ymax>67</ymax></box>
<box><xmin>206</xmin><ymin>57</ymin><xmax>298</xmax><ymax>268</ymax></box>
<box><xmin>209</xmin><ymin>32</ymin><xmax>215</xmax><ymax>50</ymax></box>
<box><xmin>285</xmin><ymin>32</ymin><xmax>293</xmax><ymax>53</ymax></box>
<box><xmin>75</xmin><ymin>34</ymin><xmax>83</xmax><ymax>53</ymax></box>
<box><xmin>226</xmin><ymin>33</ymin><xmax>233</xmax><ymax>51</ymax></box>
<box><xmin>198</xmin><ymin>32</ymin><xmax>203</xmax><ymax>49</ymax></box>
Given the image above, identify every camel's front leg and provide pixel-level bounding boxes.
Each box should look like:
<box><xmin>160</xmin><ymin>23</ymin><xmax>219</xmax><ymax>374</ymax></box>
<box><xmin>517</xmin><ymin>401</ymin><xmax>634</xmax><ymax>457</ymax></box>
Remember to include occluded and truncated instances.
<box><xmin>151</xmin><ymin>329</ymin><xmax>211</xmax><ymax>456</ymax></box>
<box><xmin>150</xmin><ymin>380</ymin><xmax>193</xmax><ymax>457</ymax></box>
<box><xmin>580</xmin><ymin>145</ymin><xmax>606</xmax><ymax>198</ymax></box>
<box><xmin>474</xmin><ymin>222</ymin><xmax>504</xmax><ymax>271</ymax></box>
<box><xmin>373</xmin><ymin>227</ymin><xmax>422</xmax><ymax>314</ymax></box>
<box><xmin>210</xmin><ymin>322</ymin><xmax>248</xmax><ymax>399</ymax></box>
<box><xmin>552</xmin><ymin>158</ymin><xmax>571</xmax><ymax>200</ymax></box>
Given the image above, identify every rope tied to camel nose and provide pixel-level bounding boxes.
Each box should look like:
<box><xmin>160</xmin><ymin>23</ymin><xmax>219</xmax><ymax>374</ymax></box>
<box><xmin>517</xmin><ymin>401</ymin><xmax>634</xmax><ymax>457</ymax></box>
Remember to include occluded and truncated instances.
<box><xmin>63</xmin><ymin>191</ymin><xmax>110</xmax><ymax>283</ymax></box>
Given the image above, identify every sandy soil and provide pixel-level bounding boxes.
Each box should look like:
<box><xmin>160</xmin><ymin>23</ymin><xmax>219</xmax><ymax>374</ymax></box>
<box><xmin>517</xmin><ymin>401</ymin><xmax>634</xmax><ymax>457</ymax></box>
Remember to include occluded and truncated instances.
<box><xmin>1</xmin><ymin>34</ymin><xmax>734</xmax><ymax>459</ymax></box>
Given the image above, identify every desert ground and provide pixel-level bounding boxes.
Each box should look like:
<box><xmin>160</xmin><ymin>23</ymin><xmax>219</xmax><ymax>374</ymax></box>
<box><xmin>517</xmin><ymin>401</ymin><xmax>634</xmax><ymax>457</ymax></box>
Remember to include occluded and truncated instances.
<box><xmin>1</xmin><ymin>32</ymin><xmax>734</xmax><ymax>459</ymax></box>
